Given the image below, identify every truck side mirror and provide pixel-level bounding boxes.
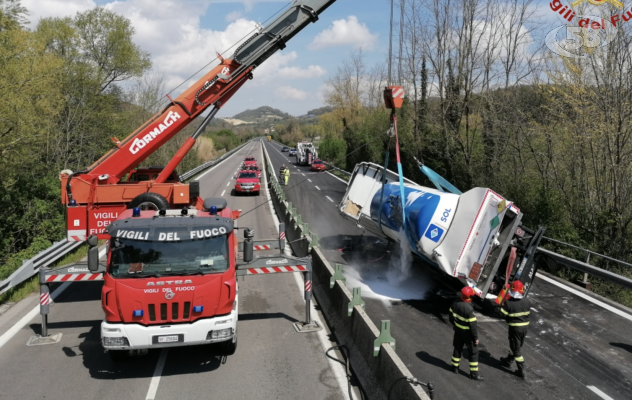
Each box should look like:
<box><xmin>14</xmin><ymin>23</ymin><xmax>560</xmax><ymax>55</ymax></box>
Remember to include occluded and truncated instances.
<box><xmin>87</xmin><ymin>235</ymin><xmax>98</xmax><ymax>247</ymax></box>
<box><xmin>87</xmin><ymin>235</ymin><xmax>99</xmax><ymax>272</ymax></box>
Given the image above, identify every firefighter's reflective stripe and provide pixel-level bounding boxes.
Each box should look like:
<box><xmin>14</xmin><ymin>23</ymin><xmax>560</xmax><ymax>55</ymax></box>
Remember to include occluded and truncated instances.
<box><xmin>451</xmin><ymin>357</ymin><xmax>460</xmax><ymax>367</ymax></box>
<box><xmin>502</xmin><ymin>298</ymin><xmax>531</xmax><ymax>328</ymax></box>
<box><xmin>451</xmin><ymin>307</ymin><xmax>476</xmax><ymax>330</ymax></box>
<box><xmin>501</xmin><ymin>309</ymin><xmax>530</xmax><ymax>317</ymax></box>
<box><xmin>449</xmin><ymin>301</ymin><xmax>478</xmax><ymax>338</ymax></box>
<box><xmin>454</xmin><ymin>322</ymin><xmax>469</xmax><ymax>330</ymax></box>
<box><xmin>453</xmin><ymin>313</ymin><xmax>477</xmax><ymax>323</ymax></box>
<box><xmin>469</xmin><ymin>361</ymin><xmax>478</xmax><ymax>371</ymax></box>
<box><xmin>515</xmin><ymin>356</ymin><xmax>525</xmax><ymax>362</ymax></box>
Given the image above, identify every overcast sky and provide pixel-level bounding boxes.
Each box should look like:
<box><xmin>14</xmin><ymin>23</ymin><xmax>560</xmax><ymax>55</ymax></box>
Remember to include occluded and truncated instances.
<box><xmin>23</xmin><ymin>0</ymin><xmax>394</xmax><ymax>117</ymax></box>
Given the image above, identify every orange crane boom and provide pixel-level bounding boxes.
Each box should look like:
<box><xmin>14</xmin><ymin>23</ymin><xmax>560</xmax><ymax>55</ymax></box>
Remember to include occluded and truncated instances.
<box><xmin>62</xmin><ymin>0</ymin><xmax>338</xmax><ymax>241</ymax></box>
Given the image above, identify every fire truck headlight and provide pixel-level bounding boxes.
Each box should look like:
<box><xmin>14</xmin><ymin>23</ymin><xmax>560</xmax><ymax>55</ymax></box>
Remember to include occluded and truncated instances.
<box><xmin>207</xmin><ymin>328</ymin><xmax>233</xmax><ymax>340</ymax></box>
<box><xmin>103</xmin><ymin>337</ymin><xmax>129</xmax><ymax>346</ymax></box>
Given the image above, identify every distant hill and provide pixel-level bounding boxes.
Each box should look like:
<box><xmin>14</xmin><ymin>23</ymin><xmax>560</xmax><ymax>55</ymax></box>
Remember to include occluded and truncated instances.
<box><xmin>306</xmin><ymin>106</ymin><xmax>334</xmax><ymax>116</ymax></box>
<box><xmin>232</xmin><ymin>106</ymin><xmax>292</xmax><ymax>123</ymax></box>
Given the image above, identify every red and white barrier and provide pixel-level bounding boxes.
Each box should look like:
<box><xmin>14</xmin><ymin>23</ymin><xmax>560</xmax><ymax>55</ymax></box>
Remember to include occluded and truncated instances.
<box><xmin>246</xmin><ymin>265</ymin><xmax>307</xmax><ymax>275</ymax></box>
<box><xmin>46</xmin><ymin>273</ymin><xmax>103</xmax><ymax>282</ymax></box>
<box><xmin>254</xmin><ymin>245</ymin><xmax>271</xmax><ymax>251</ymax></box>
<box><xmin>40</xmin><ymin>292</ymin><xmax>50</xmax><ymax>306</ymax></box>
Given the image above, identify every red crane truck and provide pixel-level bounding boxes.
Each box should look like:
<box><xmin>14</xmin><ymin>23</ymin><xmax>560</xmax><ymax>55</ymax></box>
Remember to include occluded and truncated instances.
<box><xmin>61</xmin><ymin>0</ymin><xmax>338</xmax><ymax>240</ymax></box>
<box><xmin>56</xmin><ymin>0</ymin><xmax>337</xmax><ymax>358</ymax></box>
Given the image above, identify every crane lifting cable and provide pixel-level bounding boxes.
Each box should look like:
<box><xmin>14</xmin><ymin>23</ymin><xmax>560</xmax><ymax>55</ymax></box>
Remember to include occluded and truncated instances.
<box><xmin>381</xmin><ymin>0</ymin><xmax>416</xmax><ymax>257</ymax></box>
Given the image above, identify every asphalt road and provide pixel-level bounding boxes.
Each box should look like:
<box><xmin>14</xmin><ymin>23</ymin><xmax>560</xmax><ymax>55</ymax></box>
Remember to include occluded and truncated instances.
<box><xmin>265</xmin><ymin>140</ymin><xmax>632</xmax><ymax>400</ymax></box>
<box><xmin>0</xmin><ymin>140</ymin><xmax>345</xmax><ymax>400</ymax></box>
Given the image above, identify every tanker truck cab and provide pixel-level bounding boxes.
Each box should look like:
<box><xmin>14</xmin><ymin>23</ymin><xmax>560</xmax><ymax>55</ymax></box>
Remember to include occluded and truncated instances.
<box><xmin>99</xmin><ymin>198</ymin><xmax>238</xmax><ymax>360</ymax></box>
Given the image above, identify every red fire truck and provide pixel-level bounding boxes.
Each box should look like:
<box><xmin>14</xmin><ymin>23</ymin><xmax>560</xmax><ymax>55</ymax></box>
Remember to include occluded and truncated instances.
<box><xmin>53</xmin><ymin>0</ymin><xmax>337</xmax><ymax>357</ymax></box>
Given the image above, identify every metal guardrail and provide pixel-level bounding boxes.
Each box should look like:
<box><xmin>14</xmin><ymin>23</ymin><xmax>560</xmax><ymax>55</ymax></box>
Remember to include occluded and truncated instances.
<box><xmin>179</xmin><ymin>138</ymin><xmax>255</xmax><ymax>181</ymax></box>
<box><xmin>0</xmin><ymin>240</ymin><xmax>84</xmax><ymax>296</ymax></box>
<box><xmin>322</xmin><ymin>161</ymin><xmax>351</xmax><ymax>179</ymax></box>
<box><xmin>537</xmin><ymin>236</ymin><xmax>632</xmax><ymax>291</ymax></box>
<box><xmin>1</xmin><ymin>139</ymin><xmax>257</xmax><ymax>297</ymax></box>
<box><xmin>537</xmin><ymin>247</ymin><xmax>632</xmax><ymax>290</ymax></box>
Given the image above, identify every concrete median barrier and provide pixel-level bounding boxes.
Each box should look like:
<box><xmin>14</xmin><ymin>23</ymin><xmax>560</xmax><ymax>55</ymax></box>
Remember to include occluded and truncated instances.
<box><xmin>311</xmin><ymin>247</ymin><xmax>430</xmax><ymax>400</ymax></box>
<box><xmin>262</xmin><ymin>141</ymin><xmax>429</xmax><ymax>400</ymax></box>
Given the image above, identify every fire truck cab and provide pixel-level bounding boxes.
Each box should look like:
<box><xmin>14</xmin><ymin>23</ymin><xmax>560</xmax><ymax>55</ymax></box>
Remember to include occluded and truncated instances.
<box><xmin>98</xmin><ymin>198</ymin><xmax>239</xmax><ymax>359</ymax></box>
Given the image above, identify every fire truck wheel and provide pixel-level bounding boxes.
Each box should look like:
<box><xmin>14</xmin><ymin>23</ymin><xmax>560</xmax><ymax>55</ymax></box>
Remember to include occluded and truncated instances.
<box><xmin>108</xmin><ymin>350</ymin><xmax>127</xmax><ymax>361</ymax></box>
<box><xmin>128</xmin><ymin>192</ymin><xmax>170</xmax><ymax>211</ymax></box>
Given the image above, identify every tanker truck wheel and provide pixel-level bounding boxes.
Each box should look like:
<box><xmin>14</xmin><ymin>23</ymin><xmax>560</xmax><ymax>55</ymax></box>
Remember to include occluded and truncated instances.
<box><xmin>128</xmin><ymin>192</ymin><xmax>170</xmax><ymax>211</ymax></box>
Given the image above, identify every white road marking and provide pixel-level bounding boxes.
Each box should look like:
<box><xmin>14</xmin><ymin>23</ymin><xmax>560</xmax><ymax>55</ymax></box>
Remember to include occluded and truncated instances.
<box><xmin>301</xmin><ymin>173</ymin><xmax>305</xmax><ymax>176</ymax></box>
<box><xmin>326</xmin><ymin>196</ymin><xmax>334</xmax><ymax>203</ymax></box>
<box><xmin>0</xmin><ymin>247</ymin><xmax>107</xmax><ymax>350</ymax></box>
<box><xmin>326</xmin><ymin>171</ymin><xmax>348</xmax><ymax>184</ymax></box>
<box><xmin>315</xmin><ymin>186</ymin><xmax>321</xmax><ymax>191</ymax></box>
<box><xmin>221</xmin><ymin>190</ymin><xmax>226</xmax><ymax>196</ymax></box>
<box><xmin>308</xmin><ymin>179</ymin><xmax>312</xmax><ymax>182</ymax></box>
<box><xmin>261</xmin><ymin>142</ymin><xmax>351</xmax><ymax>400</ymax></box>
<box><xmin>0</xmin><ymin>282</ymin><xmax>70</xmax><ymax>349</ymax></box>
<box><xmin>587</xmin><ymin>386</ymin><xmax>614</xmax><ymax>400</ymax></box>
<box><xmin>536</xmin><ymin>273</ymin><xmax>632</xmax><ymax>322</ymax></box>
<box><xmin>226</xmin><ymin>181</ymin><xmax>230</xmax><ymax>186</ymax></box>
<box><xmin>145</xmin><ymin>348</ymin><xmax>169</xmax><ymax>400</ymax></box>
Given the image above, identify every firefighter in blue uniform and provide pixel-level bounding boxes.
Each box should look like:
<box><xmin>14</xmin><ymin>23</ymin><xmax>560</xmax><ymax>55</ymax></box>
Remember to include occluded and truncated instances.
<box><xmin>449</xmin><ymin>286</ymin><xmax>484</xmax><ymax>381</ymax></box>
<box><xmin>500</xmin><ymin>280</ymin><xmax>530</xmax><ymax>379</ymax></box>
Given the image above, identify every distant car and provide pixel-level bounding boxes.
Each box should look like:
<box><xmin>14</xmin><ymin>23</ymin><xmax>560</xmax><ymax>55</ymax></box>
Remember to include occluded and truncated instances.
<box><xmin>281</xmin><ymin>146</ymin><xmax>289</xmax><ymax>152</ymax></box>
<box><xmin>311</xmin><ymin>159</ymin><xmax>326</xmax><ymax>172</ymax></box>
<box><xmin>289</xmin><ymin>148</ymin><xmax>296</xmax><ymax>156</ymax></box>
<box><xmin>234</xmin><ymin>170</ymin><xmax>260</xmax><ymax>195</ymax></box>
<box><xmin>243</xmin><ymin>157</ymin><xmax>257</xmax><ymax>167</ymax></box>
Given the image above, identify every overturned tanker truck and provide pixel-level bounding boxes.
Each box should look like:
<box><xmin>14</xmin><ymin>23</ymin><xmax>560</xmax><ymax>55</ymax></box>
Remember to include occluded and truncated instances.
<box><xmin>338</xmin><ymin>162</ymin><xmax>545</xmax><ymax>301</ymax></box>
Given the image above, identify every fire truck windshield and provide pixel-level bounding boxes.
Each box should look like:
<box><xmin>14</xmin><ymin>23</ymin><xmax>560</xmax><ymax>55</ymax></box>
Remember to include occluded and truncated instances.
<box><xmin>108</xmin><ymin>236</ymin><xmax>229</xmax><ymax>278</ymax></box>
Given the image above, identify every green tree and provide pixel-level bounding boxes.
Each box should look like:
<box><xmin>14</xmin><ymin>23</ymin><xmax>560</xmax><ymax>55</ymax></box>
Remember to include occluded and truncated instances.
<box><xmin>318</xmin><ymin>134</ymin><xmax>346</xmax><ymax>165</ymax></box>
<box><xmin>37</xmin><ymin>8</ymin><xmax>151</xmax><ymax>170</ymax></box>
<box><xmin>73</xmin><ymin>8</ymin><xmax>150</xmax><ymax>92</ymax></box>
<box><xmin>0</xmin><ymin>0</ymin><xmax>27</xmax><ymax>31</ymax></box>
<box><xmin>0</xmin><ymin>21</ymin><xmax>65</xmax><ymax>275</ymax></box>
